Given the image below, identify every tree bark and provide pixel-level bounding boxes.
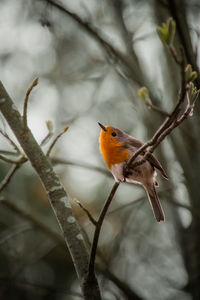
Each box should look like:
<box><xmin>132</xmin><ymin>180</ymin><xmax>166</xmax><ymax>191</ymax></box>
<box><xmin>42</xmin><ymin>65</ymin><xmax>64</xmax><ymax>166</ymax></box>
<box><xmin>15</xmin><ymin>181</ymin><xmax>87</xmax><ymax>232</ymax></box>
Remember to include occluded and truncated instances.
<box><xmin>0</xmin><ymin>81</ymin><xmax>101</xmax><ymax>300</ymax></box>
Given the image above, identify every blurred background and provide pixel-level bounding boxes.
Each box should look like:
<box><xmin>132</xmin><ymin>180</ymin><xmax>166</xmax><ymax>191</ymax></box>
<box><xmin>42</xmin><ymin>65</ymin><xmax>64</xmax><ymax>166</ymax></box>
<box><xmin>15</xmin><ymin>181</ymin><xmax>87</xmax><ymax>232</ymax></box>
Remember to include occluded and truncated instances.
<box><xmin>0</xmin><ymin>0</ymin><xmax>200</xmax><ymax>299</ymax></box>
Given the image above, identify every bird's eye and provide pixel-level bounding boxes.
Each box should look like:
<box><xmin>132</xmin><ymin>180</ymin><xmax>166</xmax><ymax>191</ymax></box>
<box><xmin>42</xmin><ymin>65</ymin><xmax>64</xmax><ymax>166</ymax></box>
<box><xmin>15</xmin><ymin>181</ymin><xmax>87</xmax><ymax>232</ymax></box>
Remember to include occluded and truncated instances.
<box><xmin>111</xmin><ymin>132</ymin><xmax>116</xmax><ymax>137</ymax></box>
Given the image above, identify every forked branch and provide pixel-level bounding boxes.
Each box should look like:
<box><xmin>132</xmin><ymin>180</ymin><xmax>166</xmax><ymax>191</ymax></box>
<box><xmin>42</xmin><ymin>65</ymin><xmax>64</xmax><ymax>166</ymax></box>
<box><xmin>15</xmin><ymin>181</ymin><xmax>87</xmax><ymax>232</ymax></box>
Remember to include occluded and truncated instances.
<box><xmin>87</xmin><ymin>55</ymin><xmax>199</xmax><ymax>281</ymax></box>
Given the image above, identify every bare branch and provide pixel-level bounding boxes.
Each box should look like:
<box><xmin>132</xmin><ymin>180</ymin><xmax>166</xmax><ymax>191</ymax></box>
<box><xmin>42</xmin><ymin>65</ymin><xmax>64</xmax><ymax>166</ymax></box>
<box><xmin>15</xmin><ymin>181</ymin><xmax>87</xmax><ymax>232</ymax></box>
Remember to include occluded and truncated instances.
<box><xmin>145</xmin><ymin>103</ymin><xmax>170</xmax><ymax>117</ymax></box>
<box><xmin>40</xmin><ymin>131</ymin><xmax>53</xmax><ymax>147</ymax></box>
<box><xmin>129</xmin><ymin>94</ymin><xmax>192</xmax><ymax>171</ymax></box>
<box><xmin>0</xmin><ymin>164</ymin><xmax>20</xmax><ymax>193</ymax></box>
<box><xmin>87</xmin><ymin>182</ymin><xmax>120</xmax><ymax>280</ymax></box>
<box><xmin>124</xmin><ymin>55</ymin><xmax>187</xmax><ymax>173</ymax></box>
<box><xmin>0</xmin><ymin>154</ymin><xmax>20</xmax><ymax>164</ymax></box>
<box><xmin>76</xmin><ymin>200</ymin><xmax>97</xmax><ymax>226</ymax></box>
<box><xmin>23</xmin><ymin>77</ymin><xmax>39</xmax><ymax>128</ymax></box>
<box><xmin>169</xmin><ymin>46</ymin><xmax>183</xmax><ymax>65</ymax></box>
<box><xmin>51</xmin><ymin>157</ymin><xmax>111</xmax><ymax>177</ymax></box>
<box><xmin>138</xmin><ymin>87</ymin><xmax>170</xmax><ymax>117</ymax></box>
<box><xmin>40</xmin><ymin>120</ymin><xmax>54</xmax><ymax>147</ymax></box>
<box><xmin>0</xmin><ymin>156</ymin><xmax>27</xmax><ymax>193</ymax></box>
<box><xmin>0</xmin><ymin>129</ymin><xmax>21</xmax><ymax>154</ymax></box>
<box><xmin>46</xmin><ymin>126</ymin><xmax>69</xmax><ymax>157</ymax></box>
<box><xmin>0</xmin><ymin>150</ymin><xmax>18</xmax><ymax>156</ymax></box>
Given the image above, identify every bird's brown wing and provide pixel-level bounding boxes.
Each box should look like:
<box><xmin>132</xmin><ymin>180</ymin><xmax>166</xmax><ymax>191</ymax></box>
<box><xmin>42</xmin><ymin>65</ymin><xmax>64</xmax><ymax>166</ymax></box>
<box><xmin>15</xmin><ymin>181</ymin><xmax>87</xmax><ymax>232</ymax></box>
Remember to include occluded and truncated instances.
<box><xmin>147</xmin><ymin>154</ymin><xmax>168</xmax><ymax>179</ymax></box>
<box><xmin>126</xmin><ymin>136</ymin><xmax>143</xmax><ymax>148</ymax></box>
<box><xmin>126</xmin><ymin>136</ymin><xmax>168</xmax><ymax>179</ymax></box>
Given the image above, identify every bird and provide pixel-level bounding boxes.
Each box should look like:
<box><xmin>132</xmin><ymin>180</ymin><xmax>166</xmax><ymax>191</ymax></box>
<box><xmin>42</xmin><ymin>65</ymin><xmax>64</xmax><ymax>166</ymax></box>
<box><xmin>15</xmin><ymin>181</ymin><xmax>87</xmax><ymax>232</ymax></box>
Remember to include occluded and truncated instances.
<box><xmin>98</xmin><ymin>123</ymin><xmax>168</xmax><ymax>222</ymax></box>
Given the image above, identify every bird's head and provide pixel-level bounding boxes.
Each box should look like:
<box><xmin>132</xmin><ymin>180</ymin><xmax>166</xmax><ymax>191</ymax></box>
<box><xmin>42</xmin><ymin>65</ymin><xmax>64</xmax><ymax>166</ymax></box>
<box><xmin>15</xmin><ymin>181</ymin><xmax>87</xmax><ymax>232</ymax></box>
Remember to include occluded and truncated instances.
<box><xmin>98</xmin><ymin>122</ymin><xmax>128</xmax><ymax>146</ymax></box>
<box><xmin>98</xmin><ymin>123</ymin><xmax>129</xmax><ymax>167</ymax></box>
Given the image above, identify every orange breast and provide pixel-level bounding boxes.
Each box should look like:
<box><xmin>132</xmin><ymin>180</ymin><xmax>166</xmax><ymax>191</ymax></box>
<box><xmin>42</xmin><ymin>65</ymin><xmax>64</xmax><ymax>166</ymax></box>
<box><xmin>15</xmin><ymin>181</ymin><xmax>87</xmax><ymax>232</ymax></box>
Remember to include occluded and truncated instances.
<box><xmin>99</xmin><ymin>140</ymin><xmax>129</xmax><ymax>169</ymax></box>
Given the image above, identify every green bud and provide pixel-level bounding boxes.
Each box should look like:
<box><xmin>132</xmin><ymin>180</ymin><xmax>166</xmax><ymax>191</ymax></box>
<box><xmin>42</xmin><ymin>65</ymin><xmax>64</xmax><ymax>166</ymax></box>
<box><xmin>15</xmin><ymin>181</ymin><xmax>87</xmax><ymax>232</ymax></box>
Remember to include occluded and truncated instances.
<box><xmin>157</xmin><ymin>23</ymin><xmax>169</xmax><ymax>44</ymax></box>
<box><xmin>157</xmin><ymin>17</ymin><xmax>176</xmax><ymax>45</ymax></box>
<box><xmin>138</xmin><ymin>87</ymin><xmax>152</xmax><ymax>105</ymax></box>
<box><xmin>188</xmin><ymin>82</ymin><xmax>200</xmax><ymax>104</ymax></box>
<box><xmin>185</xmin><ymin>64</ymin><xmax>198</xmax><ymax>83</ymax></box>
<box><xmin>32</xmin><ymin>77</ymin><xmax>39</xmax><ymax>87</ymax></box>
<box><xmin>190</xmin><ymin>72</ymin><xmax>198</xmax><ymax>82</ymax></box>
<box><xmin>138</xmin><ymin>87</ymin><xmax>149</xmax><ymax>100</ymax></box>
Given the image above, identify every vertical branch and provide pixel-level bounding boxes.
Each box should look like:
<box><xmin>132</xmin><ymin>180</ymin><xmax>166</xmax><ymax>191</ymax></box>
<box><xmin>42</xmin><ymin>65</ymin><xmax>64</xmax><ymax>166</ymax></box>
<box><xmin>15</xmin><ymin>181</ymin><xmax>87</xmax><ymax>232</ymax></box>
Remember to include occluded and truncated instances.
<box><xmin>88</xmin><ymin>182</ymin><xmax>120</xmax><ymax>280</ymax></box>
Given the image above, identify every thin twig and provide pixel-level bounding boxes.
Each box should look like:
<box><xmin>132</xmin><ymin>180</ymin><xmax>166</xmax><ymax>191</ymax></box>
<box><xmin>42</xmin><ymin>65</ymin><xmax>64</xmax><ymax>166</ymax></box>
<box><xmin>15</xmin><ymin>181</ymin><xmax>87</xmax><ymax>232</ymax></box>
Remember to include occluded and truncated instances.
<box><xmin>0</xmin><ymin>154</ymin><xmax>20</xmax><ymax>164</ymax></box>
<box><xmin>0</xmin><ymin>164</ymin><xmax>20</xmax><ymax>193</ymax></box>
<box><xmin>169</xmin><ymin>46</ymin><xmax>182</xmax><ymax>65</ymax></box>
<box><xmin>124</xmin><ymin>53</ymin><xmax>186</xmax><ymax>173</ymax></box>
<box><xmin>87</xmin><ymin>182</ymin><xmax>120</xmax><ymax>280</ymax></box>
<box><xmin>130</xmin><ymin>101</ymin><xmax>192</xmax><ymax>170</ymax></box>
<box><xmin>23</xmin><ymin>77</ymin><xmax>39</xmax><ymax>128</ymax></box>
<box><xmin>124</xmin><ymin>116</ymin><xmax>172</xmax><ymax>170</ymax></box>
<box><xmin>0</xmin><ymin>150</ymin><xmax>18</xmax><ymax>156</ymax></box>
<box><xmin>0</xmin><ymin>129</ymin><xmax>21</xmax><ymax>154</ymax></box>
<box><xmin>76</xmin><ymin>200</ymin><xmax>97</xmax><ymax>226</ymax></box>
<box><xmin>51</xmin><ymin>157</ymin><xmax>111</xmax><ymax>177</ymax></box>
<box><xmin>146</xmin><ymin>103</ymin><xmax>170</xmax><ymax>117</ymax></box>
<box><xmin>40</xmin><ymin>120</ymin><xmax>54</xmax><ymax>147</ymax></box>
<box><xmin>40</xmin><ymin>131</ymin><xmax>53</xmax><ymax>147</ymax></box>
<box><xmin>0</xmin><ymin>156</ymin><xmax>27</xmax><ymax>193</ymax></box>
<box><xmin>46</xmin><ymin>126</ymin><xmax>69</xmax><ymax>157</ymax></box>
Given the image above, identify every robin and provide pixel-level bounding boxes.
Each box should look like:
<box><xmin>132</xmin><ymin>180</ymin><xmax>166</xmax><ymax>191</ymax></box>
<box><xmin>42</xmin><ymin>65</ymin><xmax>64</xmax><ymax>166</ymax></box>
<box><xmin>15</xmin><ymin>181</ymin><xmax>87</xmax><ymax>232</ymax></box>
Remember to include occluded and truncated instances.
<box><xmin>98</xmin><ymin>123</ymin><xmax>168</xmax><ymax>222</ymax></box>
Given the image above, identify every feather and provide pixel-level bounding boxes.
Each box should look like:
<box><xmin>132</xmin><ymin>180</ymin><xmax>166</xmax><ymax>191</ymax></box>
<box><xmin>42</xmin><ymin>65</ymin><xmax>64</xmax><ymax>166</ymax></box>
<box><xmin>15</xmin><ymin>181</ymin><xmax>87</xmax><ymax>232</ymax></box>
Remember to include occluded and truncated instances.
<box><xmin>124</xmin><ymin>135</ymin><xmax>168</xmax><ymax>180</ymax></box>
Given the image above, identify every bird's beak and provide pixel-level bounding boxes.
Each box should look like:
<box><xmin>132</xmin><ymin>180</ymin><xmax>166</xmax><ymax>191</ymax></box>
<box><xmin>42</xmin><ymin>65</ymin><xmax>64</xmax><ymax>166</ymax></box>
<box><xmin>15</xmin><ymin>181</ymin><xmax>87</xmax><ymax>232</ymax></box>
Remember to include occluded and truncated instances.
<box><xmin>98</xmin><ymin>122</ymin><xmax>107</xmax><ymax>132</ymax></box>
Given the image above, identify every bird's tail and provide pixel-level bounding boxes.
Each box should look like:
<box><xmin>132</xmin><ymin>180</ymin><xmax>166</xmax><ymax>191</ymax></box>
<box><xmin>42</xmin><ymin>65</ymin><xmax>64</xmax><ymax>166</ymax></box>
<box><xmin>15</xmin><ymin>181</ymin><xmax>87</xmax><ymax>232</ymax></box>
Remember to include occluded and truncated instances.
<box><xmin>144</xmin><ymin>184</ymin><xmax>165</xmax><ymax>222</ymax></box>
